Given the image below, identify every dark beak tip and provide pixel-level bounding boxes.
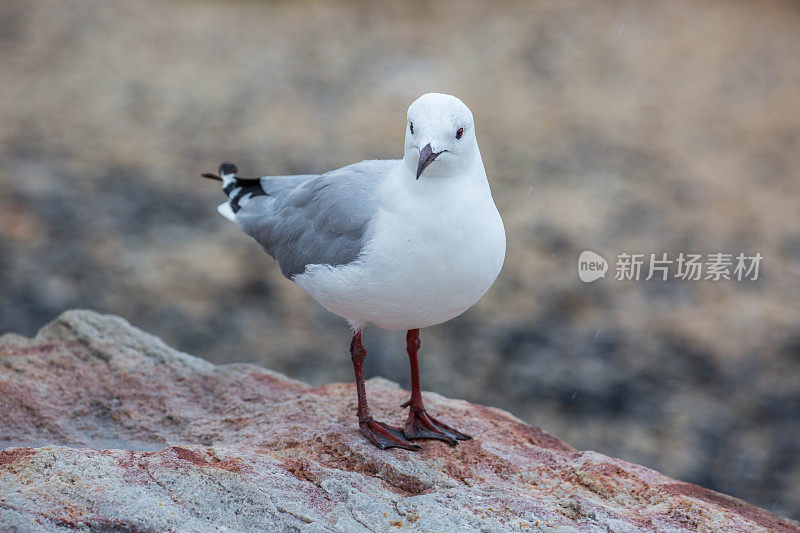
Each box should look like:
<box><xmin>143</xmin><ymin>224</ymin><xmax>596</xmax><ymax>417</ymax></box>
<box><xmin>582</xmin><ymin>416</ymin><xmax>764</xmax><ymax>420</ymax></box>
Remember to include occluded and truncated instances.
<box><xmin>416</xmin><ymin>143</ymin><xmax>437</xmax><ymax>180</ymax></box>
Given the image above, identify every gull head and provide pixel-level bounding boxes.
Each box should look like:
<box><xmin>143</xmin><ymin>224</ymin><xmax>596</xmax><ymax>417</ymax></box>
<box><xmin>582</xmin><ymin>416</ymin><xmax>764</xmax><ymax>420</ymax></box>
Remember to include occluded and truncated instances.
<box><xmin>404</xmin><ymin>93</ymin><xmax>478</xmax><ymax>180</ymax></box>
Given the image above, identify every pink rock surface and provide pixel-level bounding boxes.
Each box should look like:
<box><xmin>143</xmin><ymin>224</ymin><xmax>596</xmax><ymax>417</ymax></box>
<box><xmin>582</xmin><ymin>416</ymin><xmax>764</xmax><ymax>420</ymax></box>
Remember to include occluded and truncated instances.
<box><xmin>1</xmin><ymin>310</ymin><xmax>797</xmax><ymax>532</ymax></box>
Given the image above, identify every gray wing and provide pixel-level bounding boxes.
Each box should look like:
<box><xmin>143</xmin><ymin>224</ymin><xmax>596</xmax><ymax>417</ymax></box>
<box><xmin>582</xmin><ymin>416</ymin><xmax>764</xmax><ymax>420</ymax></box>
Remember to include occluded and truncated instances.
<box><xmin>234</xmin><ymin>159</ymin><xmax>399</xmax><ymax>279</ymax></box>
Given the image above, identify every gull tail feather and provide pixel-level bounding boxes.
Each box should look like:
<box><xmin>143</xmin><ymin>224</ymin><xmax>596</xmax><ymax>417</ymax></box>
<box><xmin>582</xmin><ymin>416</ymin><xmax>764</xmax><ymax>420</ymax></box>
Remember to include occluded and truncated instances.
<box><xmin>217</xmin><ymin>202</ymin><xmax>236</xmax><ymax>221</ymax></box>
<box><xmin>202</xmin><ymin>162</ymin><xmax>267</xmax><ymax>219</ymax></box>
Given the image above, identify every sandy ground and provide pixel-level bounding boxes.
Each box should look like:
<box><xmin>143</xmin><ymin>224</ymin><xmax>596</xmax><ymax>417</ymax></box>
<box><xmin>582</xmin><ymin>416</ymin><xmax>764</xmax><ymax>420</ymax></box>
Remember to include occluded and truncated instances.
<box><xmin>1</xmin><ymin>0</ymin><xmax>799</xmax><ymax>519</ymax></box>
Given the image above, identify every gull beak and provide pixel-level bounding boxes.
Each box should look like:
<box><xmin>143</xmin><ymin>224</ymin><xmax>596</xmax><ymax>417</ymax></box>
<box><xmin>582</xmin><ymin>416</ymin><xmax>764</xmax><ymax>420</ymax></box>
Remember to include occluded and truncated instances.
<box><xmin>416</xmin><ymin>143</ymin><xmax>441</xmax><ymax>179</ymax></box>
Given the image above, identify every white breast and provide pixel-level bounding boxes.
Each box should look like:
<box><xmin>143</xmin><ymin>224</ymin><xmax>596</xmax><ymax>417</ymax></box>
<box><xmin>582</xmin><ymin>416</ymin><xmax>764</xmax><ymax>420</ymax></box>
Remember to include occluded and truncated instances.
<box><xmin>294</xmin><ymin>169</ymin><xmax>506</xmax><ymax>331</ymax></box>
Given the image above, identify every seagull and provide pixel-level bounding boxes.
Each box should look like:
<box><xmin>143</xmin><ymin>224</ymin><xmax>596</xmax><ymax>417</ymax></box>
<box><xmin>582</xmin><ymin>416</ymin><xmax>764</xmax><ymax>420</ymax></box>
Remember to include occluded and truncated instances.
<box><xmin>203</xmin><ymin>93</ymin><xmax>505</xmax><ymax>450</ymax></box>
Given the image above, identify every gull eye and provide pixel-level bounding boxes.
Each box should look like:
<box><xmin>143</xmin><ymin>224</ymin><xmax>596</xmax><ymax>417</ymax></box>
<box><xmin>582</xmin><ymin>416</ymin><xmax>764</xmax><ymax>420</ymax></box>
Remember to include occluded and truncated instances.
<box><xmin>456</xmin><ymin>127</ymin><xmax>464</xmax><ymax>140</ymax></box>
<box><xmin>409</xmin><ymin>122</ymin><xmax>414</xmax><ymax>134</ymax></box>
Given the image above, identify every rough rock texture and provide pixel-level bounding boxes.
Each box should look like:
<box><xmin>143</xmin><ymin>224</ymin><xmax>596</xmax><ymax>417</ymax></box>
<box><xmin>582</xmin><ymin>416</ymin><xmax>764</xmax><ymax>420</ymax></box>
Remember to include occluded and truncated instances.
<box><xmin>1</xmin><ymin>311</ymin><xmax>797</xmax><ymax>532</ymax></box>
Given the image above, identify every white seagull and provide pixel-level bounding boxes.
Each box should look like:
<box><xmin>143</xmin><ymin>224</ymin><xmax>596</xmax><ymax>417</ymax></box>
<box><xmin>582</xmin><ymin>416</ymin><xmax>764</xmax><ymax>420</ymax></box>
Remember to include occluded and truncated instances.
<box><xmin>203</xmin><ymin>93</ymin><xmax>505</xmax><ymax>450</ymax></box>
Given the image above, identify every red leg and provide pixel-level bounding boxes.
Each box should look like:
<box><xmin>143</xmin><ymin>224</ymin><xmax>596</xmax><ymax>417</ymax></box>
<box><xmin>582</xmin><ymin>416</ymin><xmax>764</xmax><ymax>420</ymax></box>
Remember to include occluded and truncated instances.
<box><xmin>350</xmin><ymin>331</ymin><xmax>420</xmax><ymax>451</ymax></box>
<box><xmin>402</xmin><ymin>329</ymin><xmax>472</xmax><ymax>444</ymax></box>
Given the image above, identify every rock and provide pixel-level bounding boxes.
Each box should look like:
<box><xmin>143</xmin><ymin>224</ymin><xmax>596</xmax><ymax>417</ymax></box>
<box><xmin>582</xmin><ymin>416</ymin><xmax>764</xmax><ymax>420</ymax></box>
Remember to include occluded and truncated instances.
<box><xmin>1</xmin><ymin>311</ymin><xmax>797</xmax><ymax>532</ymax></box>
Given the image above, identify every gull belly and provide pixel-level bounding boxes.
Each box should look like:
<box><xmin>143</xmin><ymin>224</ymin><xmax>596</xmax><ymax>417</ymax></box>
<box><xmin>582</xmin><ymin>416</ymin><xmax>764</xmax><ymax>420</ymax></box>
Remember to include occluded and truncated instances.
<box><xmin>293</xmin><ymin>174</ymin><xmax>506</xmax><ymax>331</ymax></box>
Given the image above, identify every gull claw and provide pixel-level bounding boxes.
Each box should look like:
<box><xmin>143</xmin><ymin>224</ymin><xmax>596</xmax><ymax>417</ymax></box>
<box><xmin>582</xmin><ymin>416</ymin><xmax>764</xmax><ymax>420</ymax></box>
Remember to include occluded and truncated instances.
<box><xmin>403</xmin><ymin>408</ymin><xmax>472</xmax><ymax>444</ymax></box>
<box><xmin>359</xmin><ymin>418</ymin><xmax>421</xmax><ymax>451</ymax></box>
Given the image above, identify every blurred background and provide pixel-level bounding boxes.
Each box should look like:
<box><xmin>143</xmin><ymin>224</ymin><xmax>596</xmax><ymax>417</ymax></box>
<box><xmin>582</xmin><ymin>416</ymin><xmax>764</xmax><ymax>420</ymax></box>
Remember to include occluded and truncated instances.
<box><xmin>1</xmin><ymin>0</ymin><xmax>799</xmax><ymax>519</ymax></box>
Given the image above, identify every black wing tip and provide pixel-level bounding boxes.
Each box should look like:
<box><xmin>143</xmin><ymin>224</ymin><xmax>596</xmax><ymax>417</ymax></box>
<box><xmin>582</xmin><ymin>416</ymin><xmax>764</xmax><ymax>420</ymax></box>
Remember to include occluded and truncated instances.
<box><xmin>219</xmin><ymin>162</ymin><xmax>238</xmax><ymax>175</ymax></box>
<box><xmin>201</xmin><ymin>161</ymin><xmax>238</xmax><ymax>181</ymax></box>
